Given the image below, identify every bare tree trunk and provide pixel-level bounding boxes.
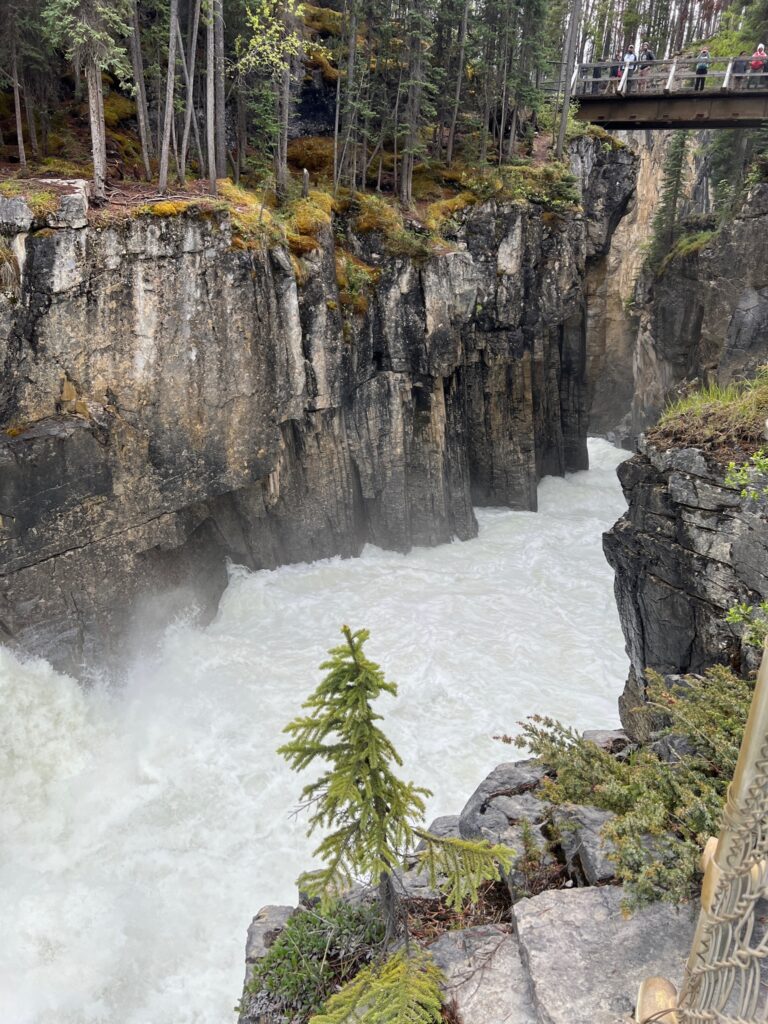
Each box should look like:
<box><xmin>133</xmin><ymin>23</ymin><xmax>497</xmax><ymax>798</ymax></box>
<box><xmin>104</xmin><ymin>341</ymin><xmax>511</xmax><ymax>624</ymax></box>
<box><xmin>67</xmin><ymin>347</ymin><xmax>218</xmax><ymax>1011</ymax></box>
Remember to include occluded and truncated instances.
<box><xmin>214</xmin><ymin>0</ymin><xmax>227</xmax><ymax>177</ymax></box>
<box><xmin>275</xmin><ymin>65</ymin><xmax>290</xmax><ymax>199</ymax></box>
<box><xmin>130</xmin><ymin>2</ymin><xmax>153</xmax><ymax>178</ymax></box>
<box><xmin>446</xmin><ymin>0</ymin><xmax>470</xmax><ymax>167</ymax></box>
<box><xmin>86</xmin><ymin>58</ymin><xmax>107</xmax><ymax>200</ymax></box>
<box><xmin>236</xmin><ymin>82</ymin><xmax>247</xmax><ymax>172</ymax></box>
<box><xmin>23</xmin><ymin>74</ymin><xmax>39</xmax><ymax>160</ymax></box>
<box><xmin>159</xmin><ymin>0</ymin><xmax>180</xmax><ymax>192</ymax></box>
<box><xmin>11</xmin><ymin>42</ymin><xmax>26</xmax><ymax>170</ymax></box>
<box><xmin>206</xmin><ymin>0</ymin><xmax>217</xmax><ymax>195</ymax></box>
<box><xmin>177</xmin><ymin>3</ymin><xmax>204</xmax><ymax>182</ymax></box>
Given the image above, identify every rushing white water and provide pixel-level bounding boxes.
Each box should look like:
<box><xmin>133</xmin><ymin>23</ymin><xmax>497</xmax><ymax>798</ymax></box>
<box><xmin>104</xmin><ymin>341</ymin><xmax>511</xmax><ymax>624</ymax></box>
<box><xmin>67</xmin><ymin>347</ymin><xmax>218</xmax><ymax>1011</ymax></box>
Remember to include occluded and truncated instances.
<box><xmin>1</xmin><ymin>438</ymin><xmax>629</xmax><ymax>1024</ymax></box>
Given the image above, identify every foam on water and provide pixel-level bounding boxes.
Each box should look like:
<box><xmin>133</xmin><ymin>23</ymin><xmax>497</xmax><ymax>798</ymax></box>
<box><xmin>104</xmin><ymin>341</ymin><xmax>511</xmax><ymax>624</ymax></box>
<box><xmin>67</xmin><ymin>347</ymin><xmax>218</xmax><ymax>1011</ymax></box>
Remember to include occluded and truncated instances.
<box><xmin>0</xmin><ymin>438</ymin><xmax>630</xmax><ymax>1024</ymax></box>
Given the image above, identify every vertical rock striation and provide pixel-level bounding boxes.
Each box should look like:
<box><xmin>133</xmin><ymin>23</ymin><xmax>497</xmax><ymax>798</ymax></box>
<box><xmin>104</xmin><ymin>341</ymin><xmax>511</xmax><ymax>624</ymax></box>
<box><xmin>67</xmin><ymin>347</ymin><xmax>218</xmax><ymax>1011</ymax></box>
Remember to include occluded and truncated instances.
<box><xmin>0</xmin><ymin>142</ymin><xmax>636</xmax><ymax>670</ymax></box>
<box><xmin>604</xmin><ymin>438</ymin><xmax>768</xmax><ymax>739</ymax></box>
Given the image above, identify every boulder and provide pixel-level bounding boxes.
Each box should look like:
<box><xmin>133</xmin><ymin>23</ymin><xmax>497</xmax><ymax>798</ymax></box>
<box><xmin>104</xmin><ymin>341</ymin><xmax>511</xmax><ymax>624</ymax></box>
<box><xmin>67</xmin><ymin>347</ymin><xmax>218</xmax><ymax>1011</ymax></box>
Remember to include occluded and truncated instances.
<box><xmin>429</xmin><ymin>925</ymin><xmax>536</xmax><ymax>1024</ymax></box>
<box><xmin>550</xmin><ymin>803</ymin><xmax>617</xmax><ymax>885</ymax></box>
<box><xmin>582</xmin><ymin>729</ymin><xmax>632</xmax><ymax>754</ymax></box>
<box><xmin>513</xmin><ymin>885</ymin><xmax>698</xmax><ymax>1024</ymax></box>
<box><xmin>243</xmin><ymin>905</ymin><xmax>295</xmax><ymax>985</ymax></box>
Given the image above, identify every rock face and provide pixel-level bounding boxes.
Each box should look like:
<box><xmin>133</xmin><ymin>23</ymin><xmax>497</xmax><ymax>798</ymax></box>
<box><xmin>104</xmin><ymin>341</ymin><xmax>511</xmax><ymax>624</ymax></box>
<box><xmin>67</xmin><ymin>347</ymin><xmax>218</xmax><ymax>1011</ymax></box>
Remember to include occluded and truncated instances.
<box><xmin>0</xmin><ymin>142</ymin><xmax>636</xmax><ymax>671</ymax></box>
<box><xmin>628</xmin><ymin>181</ymin><xmax>768</xmax><ymax>437</ymax></box>
<box><xmin>603</xmin><ymin>439</ymin><xmax>768</xmax><ymax>738</ymax></box>
<box><xmin>513</xmin><ymin>885</ymin><xmax>698</xmax><ymax>1024</ymax></box>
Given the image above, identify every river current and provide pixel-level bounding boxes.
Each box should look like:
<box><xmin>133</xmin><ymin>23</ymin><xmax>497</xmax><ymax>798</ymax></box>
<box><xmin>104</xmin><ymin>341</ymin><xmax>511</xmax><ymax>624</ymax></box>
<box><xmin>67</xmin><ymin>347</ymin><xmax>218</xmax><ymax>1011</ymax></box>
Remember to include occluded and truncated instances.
<box><xmin>1</xmin><ymin>438</ymin><xmax>629</xmax><ymax>1024</ymax></box>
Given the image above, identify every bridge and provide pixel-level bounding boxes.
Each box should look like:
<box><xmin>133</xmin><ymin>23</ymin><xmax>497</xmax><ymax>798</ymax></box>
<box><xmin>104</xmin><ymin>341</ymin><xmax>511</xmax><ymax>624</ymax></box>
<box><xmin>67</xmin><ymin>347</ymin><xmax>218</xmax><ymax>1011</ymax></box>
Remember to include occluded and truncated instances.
<box><xmin>563</xmin><ymin>57</ymin><xmax>768</xmax><ymax>129</ymax></box>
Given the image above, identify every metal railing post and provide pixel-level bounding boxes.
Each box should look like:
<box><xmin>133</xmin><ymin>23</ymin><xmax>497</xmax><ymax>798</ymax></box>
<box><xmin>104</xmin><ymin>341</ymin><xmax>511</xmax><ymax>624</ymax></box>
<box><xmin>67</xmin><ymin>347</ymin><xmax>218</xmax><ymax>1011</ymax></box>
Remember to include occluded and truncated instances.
<box><xmin>618</xmin><ymin>64</ymin><xmax>630</xmax><ymax>94</ymax></box>
<box><xmin>722</xmin><ymin>58</ymin><xmax>734</xmax><ymax>90</ymax></box>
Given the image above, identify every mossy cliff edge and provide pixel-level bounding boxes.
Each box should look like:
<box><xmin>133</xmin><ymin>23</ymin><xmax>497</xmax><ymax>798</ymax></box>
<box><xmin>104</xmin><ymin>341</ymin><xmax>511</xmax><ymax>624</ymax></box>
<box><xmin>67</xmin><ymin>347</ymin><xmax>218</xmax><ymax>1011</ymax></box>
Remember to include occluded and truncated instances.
<box><xmin>0</xmin><ymin>139</ymin><xmax>636</xmax><ymax>671</ymax></box>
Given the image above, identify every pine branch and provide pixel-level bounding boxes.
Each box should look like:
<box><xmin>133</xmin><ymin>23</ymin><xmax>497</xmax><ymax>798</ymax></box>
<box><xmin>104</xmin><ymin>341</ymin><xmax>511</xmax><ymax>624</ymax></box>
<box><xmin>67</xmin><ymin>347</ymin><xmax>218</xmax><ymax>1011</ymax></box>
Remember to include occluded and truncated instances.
<box><xmin>413</xmin><ymin>829</ymin><xmax>515</xmax><ymax>911</ymax></box>
<box><xmin>309</xmin><ymin>948</ymin><xmax>444</xmax><ymax>1024</ymax></box>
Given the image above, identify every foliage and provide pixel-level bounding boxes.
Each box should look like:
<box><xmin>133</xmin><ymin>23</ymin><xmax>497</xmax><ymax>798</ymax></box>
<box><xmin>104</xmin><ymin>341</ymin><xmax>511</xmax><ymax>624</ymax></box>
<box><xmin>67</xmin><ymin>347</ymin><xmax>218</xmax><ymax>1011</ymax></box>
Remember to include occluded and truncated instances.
<box><xmin>648</xmin><ymin>130</ymin><xmax>690</xmax><ymax>272</ymax></box>
<box><xmin>725</xmin><ymin>447</ymin><xmax>768</xmax><ymax>501</ymax></box>
<box><xmin>0</xmin><ymin>241</ymin><xmax>21</xmax><ymax>299</ymax></box>
<box><xmin>309</xmin><ymin>948</ymin><xmax>444</xmax><ymax>1024</ymax></box>
<box><xmin>658</xmin><ymin>229</ymin><xmax>716</xmax><ymax>271</ymax></box>
<box><xmin>237</xmin><ymin>0</ymin><xmax>305</xmax><ymax>77</ymax></box>
<box><xmin>246</xmin><ymin>902</ymin><xmax>386</xmax><ymax>1021</ymax></box>
<box><xmin>649</xmin><ymin>365</ymin><xmax>768</xmax><ymax>457</ymax></box>
<box><xmin>279</xmin><ymin>626</ymin><xmax>513</xmax><ymax>1022</ymax></box>
<box><xmin>42</xmin><ymin>0</ymin><xmax>132</xmax><ymax>78</ymax></box>
<box><xmin>516</xmin><ymin>666</ymin><xmax>753</xmax><ymax>908</ymax></box>
<box><xmin>726</xmin><ymin>600</ymin><xmax>768</xmax><ymax>647</ymax></box>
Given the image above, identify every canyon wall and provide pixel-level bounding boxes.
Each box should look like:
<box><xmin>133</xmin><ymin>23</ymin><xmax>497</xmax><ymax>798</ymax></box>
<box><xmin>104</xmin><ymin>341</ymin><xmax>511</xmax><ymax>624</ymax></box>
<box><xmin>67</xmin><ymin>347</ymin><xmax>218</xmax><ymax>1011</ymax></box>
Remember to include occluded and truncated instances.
<box><xmin>0</xmin><ymin>141</ymin><xmax>636</xmax><ymax>671</ymax></box>
<box><xmin>604</xmin><ymin>438</ymin><xmax>768</xmax><ymax>739</ymax></box>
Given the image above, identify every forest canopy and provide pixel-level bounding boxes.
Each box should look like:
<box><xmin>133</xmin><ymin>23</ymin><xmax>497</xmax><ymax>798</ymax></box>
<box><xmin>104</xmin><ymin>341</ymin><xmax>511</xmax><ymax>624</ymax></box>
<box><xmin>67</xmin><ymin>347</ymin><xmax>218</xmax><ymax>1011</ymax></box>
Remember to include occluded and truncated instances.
<box><xmin>0</xmin><ymin>0</ymin><xmax>763</xmax><ymax>203</ymax></box>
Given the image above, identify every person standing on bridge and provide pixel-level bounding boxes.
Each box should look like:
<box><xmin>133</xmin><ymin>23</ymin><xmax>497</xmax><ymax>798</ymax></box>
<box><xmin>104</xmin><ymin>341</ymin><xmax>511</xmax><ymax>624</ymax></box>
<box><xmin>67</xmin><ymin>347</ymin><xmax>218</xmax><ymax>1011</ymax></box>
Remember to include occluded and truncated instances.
<box><xmin>623</xmin><ymin>45</ymin><xmax>637</xmax><ymax>92</ymax></box>
<box><xmin>694</xmin><ymin>48</ymin><xmax>711</xmax><ymax>91</ymax></box>
<box><xmin>733</xmin><ymin>51</ymin><xmax>749</xmax><ymax>89</ymax></box>
<box><xmin>749</xmin><ymin>44</ymin><xmax>767</xmax><ymax>88</ymax></box>
<box><xmin>609</xmin><ymin>51</ymin><xmax>623</xmax><ymax>92</ymax></box>
<box><xmin>638</xmin><ymin>42</ymin><xmax>656</xmax><ymax>91</ymax></box>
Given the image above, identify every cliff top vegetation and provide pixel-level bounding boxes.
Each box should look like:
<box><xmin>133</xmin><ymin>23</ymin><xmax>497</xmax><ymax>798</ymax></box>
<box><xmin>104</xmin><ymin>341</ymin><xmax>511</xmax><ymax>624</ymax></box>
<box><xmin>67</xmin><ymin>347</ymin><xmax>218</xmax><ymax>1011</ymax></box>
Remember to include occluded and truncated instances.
<box><xmin>647</xmin><ymin>366</ymin><xmax>768</xmax><ymax>463</ymax></box>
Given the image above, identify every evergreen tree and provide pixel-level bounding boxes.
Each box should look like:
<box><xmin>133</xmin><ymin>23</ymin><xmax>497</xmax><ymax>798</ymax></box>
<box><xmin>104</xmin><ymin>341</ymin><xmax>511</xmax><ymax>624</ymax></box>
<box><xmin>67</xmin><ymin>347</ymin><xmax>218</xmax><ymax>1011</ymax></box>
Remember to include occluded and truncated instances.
<box><xmin>42</xmin><ymin>0</ymin><xmax>132</xmax><ymax>199</ymax></box>
<box><xmin>280</xmin><ymin>626</ymin><xmax>513</xmax><ymax>1024</ymax></box>
<box><xmin>648</xmin><ymin>129</ymin><xmax>689</xmax><ymax>270</ymax></box>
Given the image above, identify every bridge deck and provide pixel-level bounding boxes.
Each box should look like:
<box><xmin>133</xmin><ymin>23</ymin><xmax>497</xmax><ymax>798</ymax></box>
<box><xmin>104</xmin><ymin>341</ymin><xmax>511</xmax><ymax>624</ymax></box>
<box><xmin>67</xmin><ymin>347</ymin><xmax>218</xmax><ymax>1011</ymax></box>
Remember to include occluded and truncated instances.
<box><xmin>554</xmin><ymin>57</ymin><xmax>768</xmax><ymax>129</ymax></box>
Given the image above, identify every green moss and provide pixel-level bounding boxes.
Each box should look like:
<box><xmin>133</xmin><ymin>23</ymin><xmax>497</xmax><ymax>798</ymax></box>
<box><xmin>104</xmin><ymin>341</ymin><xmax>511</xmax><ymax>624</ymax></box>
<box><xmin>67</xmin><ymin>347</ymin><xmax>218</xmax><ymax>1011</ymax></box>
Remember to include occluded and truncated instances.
<box><xmin>102</xmin><ymin>92</ymin><xmax>136</xmax><ymax>128</ymax></box>
<box><xmin>0</xmin><ymin>180</ymin><xmax>59</xmax><ymax>218</ymax></box>
<box><xmin>303</xmin><ymin>4</ymin><xmax>343</xmax><ymax>36</ymax></box>
<box><xmin>423</xmin><ymin>192</ymin><xmax>477</xmax><ymax>232</ymax></box>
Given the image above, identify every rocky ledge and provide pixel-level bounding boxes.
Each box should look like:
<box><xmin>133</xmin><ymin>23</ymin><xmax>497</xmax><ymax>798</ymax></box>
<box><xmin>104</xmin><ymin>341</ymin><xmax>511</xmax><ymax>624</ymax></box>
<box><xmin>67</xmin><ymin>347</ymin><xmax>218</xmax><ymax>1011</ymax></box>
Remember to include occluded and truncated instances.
<box><xmin>0</xmin><ymin>139</ymin><xmax>636</xmax><ymax>672</ymax></box>
<box><xmin>238</xmin><ymin>752</ymin><xmax>697</xmax><ymax>1024</ymax></box>
<box><xmin>604</xmin><ymin>438</ymin><xmax>768</xmax><ymax>739</ymax></box>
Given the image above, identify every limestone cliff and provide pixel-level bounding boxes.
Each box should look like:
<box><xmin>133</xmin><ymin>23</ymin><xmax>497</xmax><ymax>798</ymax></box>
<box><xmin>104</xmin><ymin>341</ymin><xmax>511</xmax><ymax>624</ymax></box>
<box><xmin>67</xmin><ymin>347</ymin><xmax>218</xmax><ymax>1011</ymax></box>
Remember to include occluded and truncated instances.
<box><xmin>604</xmin><ymin>439</ymin><xmax>768</xmax><ymax>740</ymax></box>
<box><xmin>0</xmin><ymin>141</ymin><xmax>635</xmax><ymax>671</ymax></box>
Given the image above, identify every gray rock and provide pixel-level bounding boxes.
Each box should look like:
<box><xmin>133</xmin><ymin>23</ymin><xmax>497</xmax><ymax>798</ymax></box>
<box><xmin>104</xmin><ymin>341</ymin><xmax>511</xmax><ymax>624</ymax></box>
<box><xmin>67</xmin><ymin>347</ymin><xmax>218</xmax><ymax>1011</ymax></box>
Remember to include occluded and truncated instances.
<box><xmin>550</xmin><ymin>803</ymin><xmax>617</xmax><ymax>885</ymax></box>
<box><xmin>604</xmin><ymin>445</ymin><xmax>768</xmax><ymax>740</ymax></box>
<box><xmin>0</xmin><ymin>140</ymin><xmax>637</xmax><ymax>671</ymax></box>
<box><xmin>459</xmin><ymin>760</ymin><xmax>548</xmax><ymax>842</ymax></box>
<box><xmin>582</xmin><ymin>729</ymin><xmax>631</xmax><ymax>753</ymax></box>
<box><xmin>513</xmin><ymin>885</ymin><xmax>697</xmax><ymax>1024</ymax></box>
<box><xmin>429</xmin><ymin>925</ymin><xmax>536</xmax><ymax>1024</ymax></box>
<box><xmin>244</xmin><ymin>905</ymin><xmax>295</xmax><ymax>973</ymax></box>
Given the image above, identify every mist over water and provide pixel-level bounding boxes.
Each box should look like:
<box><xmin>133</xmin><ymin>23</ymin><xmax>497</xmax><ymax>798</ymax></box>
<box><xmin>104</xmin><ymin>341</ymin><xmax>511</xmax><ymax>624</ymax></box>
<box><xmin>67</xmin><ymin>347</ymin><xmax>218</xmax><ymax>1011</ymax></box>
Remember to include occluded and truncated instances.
<box><xmin>1</xmin><ymin>439</ymin><xmax>629</xmax><ymax>1024</ymax></box>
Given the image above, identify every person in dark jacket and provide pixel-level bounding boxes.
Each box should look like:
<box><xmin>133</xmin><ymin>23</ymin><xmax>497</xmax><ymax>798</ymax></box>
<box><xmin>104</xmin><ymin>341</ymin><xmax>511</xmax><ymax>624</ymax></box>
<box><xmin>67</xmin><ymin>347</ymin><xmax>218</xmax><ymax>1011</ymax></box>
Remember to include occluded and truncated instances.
<box><xmin>638</xmin><ymin>41</ymin><xmax>656</xmax><ymax>91</ymax></box>
<box><xmin>733</xmin><ymin>51</ymin><xmax>749</xmax><ymax>89</ymax></box>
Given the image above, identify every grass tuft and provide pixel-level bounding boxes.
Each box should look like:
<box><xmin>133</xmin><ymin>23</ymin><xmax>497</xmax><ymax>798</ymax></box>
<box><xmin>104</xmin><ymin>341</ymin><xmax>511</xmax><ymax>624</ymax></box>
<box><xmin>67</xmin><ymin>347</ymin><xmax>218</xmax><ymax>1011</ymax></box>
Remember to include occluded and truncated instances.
<box><xmin>649</xmin><ymin>366</ymin><xmax>768</xmax><ymax>462</ymax></box>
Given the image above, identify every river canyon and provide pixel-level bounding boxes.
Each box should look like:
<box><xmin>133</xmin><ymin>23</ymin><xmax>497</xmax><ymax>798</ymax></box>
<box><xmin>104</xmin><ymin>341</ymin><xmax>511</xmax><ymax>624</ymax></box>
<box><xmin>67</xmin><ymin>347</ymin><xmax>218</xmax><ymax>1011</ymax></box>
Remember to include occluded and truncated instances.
<box><xmin>3</xmin><ymin>123</ymin><xmax>768</xmax><ymax>1024</ymax></box>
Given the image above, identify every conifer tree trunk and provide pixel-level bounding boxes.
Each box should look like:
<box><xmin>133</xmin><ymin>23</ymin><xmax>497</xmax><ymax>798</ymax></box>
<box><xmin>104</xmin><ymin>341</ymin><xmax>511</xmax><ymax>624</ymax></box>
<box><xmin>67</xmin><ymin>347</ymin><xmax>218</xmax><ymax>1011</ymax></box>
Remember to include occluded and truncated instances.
<box><xmin>130</xmin><ymin>0</ymin><xmax>153</xmax><ymax>179</ymax></box>
<box><xmin>446</xmin><ymin>0</ymin><xmax>470</xmax><ymax>167</ymax></box>
<box><xmin>275</xmin><ymin>65</ymin><xmax>290</xmax><ymax>198</ymax></box>
<box><xmin>159</xmin><ymin>0</ymin><xmax>180</xmax><ymax>192</ymax></box>
<box><xmin>23</xmin><ymin>74</ymin><xmax>39</xmax><ymax>160</ymax></box>
<box><xmin>214</xmin><ymin>0</ymin><xmax>227</xmax><ymax>177</ymax></box>
<box><xmin>178</xmin><ymin>3</ymin><xmax>203</xmax><ymax>184</ymax></box>
<box><xmin>86</xmin><ymin>56</ymin><xmax>108</xmax><ymax>201</ymax></box>
<box><xmin>206</xmin><ymin>0</ymin><xmax>217</xmax><ymax>194</ymax></box>
<box><xmin>11</xmin><ymin>42</ymin><xmax>26</xmax><ymax>171</ymax></box>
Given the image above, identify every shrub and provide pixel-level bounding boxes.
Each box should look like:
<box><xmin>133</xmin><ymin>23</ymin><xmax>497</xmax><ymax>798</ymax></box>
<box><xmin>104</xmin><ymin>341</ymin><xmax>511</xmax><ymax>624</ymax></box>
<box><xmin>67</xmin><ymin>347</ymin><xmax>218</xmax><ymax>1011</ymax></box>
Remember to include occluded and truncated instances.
<box><xmin>515</xmin><ymin>665</ymin><xmax>753</xmax><ymax>908</ymax></box>
<box><xmin>726</xmin><ymin>600</ymin><xmax>768</xmax><ymax>646</ymax></box>
<box><xmin>354</xmin><ymin>193</ymin><xmax>403</xmax><ymax>234</ymax></box>
<box><xmin>246</xmin><ymin>902</ymin><xmax>385</xmax><ymax>1022</ymax></box>
<box><xmin>725</xmin><ymin>447</ymin><xmax>768</xmax><ymax>501</ymax></box>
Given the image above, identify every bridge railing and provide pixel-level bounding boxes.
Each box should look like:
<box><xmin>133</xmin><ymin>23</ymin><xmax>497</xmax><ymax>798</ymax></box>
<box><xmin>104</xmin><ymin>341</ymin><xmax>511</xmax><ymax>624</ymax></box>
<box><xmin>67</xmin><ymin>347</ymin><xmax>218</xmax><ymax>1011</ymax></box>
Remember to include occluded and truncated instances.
<box><xmin>566</xmin><ymin>57</ymin><xmax>768</xmax><ymax>97</ymax></box>
<box><xmin>635</xmin><ymin>642</ymin><xmax>768</xmax><ymax>1024</ymax></box>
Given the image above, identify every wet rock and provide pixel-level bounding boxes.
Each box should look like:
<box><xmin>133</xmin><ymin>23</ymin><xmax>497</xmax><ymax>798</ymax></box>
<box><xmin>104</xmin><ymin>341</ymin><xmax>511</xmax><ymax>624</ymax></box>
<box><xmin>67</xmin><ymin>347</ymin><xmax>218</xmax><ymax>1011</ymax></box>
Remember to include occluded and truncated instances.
<box><xmin>604</xmin><ymin>442</ymin><xmax>768</xmax><ymax>740</ymax></box>
<box><xmin>550</xmin><ymin>803</ymin><xmax>617</xmax><ymax>885</ymax></box>
<box><xmin>0</xmin><ymin>139</ymin><xmax>637</xmax><ymax>670</ymax></box>
<box><xmin>429</xmin><ymin>925</ymin><xmax>536</xmax><ymax>1024</ymax></box>
<box><xmin>513</xmin><ymin>885</ymin><xmax>698</xmax><ymax>1024</ymax></box>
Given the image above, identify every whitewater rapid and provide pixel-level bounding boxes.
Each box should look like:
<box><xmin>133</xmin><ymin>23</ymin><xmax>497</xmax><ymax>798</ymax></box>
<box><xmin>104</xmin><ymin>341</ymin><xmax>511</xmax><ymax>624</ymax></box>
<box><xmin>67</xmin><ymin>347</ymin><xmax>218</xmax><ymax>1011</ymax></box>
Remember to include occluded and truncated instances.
<box><xmin>1</xmin><ymin>439</ymin><xmax>629</xmax><ymax>1024</ymax></box>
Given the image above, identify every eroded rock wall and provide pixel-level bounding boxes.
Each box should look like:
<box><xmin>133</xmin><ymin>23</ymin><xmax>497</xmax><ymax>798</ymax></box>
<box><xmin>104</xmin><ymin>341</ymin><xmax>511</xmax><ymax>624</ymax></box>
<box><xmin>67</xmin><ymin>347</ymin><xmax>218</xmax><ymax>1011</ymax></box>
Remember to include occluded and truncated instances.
<box><xmin>603</xmin><ymin>439</ymin><xmax>768</xmax><ymax>739</ymax></box>
<box><xmin>0</xmin><ymin>142</ymin><xmax>636</xmax><ymax>670</ymax></box>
